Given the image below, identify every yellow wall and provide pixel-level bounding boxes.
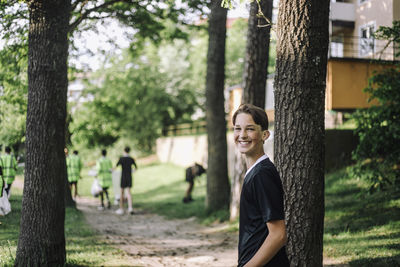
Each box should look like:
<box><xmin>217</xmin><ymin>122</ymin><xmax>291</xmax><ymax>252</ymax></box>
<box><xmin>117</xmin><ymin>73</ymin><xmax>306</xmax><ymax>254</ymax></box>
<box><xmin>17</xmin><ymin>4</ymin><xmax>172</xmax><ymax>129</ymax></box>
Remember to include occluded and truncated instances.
<box><xmin>326</xmin><ymin>59</ymin><xmax>396</xmax><ymax>110</ymax></box>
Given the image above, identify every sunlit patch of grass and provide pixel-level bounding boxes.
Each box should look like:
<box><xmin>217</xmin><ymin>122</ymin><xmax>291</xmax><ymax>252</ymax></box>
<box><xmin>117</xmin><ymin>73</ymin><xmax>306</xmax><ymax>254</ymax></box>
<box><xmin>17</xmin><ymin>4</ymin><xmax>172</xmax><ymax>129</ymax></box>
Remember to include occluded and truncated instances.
<box><xmin>324</xmin><ymin>169</ymin><xmax>400</xmax><ymax>266</ymax></box>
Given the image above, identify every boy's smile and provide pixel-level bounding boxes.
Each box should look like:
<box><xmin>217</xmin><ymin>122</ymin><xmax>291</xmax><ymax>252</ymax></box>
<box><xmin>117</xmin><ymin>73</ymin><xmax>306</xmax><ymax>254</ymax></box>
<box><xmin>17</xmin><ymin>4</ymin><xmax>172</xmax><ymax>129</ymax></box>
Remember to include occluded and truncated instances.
<box><xmin>233</xmin><ymin>113</ymin><xmax>269</xmax><ymax>160</ymax></box>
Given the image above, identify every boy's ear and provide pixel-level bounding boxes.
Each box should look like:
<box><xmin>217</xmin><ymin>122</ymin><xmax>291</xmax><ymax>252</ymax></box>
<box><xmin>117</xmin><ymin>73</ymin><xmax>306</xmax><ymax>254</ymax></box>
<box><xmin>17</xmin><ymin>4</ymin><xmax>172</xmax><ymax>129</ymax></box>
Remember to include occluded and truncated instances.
<box><xmin>262</xmin><ymin>130</ymin><xmax>270</xmax><ymax>141</ymax></box>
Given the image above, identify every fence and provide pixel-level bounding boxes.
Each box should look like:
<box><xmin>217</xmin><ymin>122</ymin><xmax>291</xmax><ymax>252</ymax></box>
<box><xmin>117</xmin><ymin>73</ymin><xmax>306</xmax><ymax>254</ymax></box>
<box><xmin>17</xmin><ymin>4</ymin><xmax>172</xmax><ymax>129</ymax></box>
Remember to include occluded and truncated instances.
<box><xmin>163</xmin><ymin>121</ymin><xmax>207</xmax><ymax>137</ymax></box>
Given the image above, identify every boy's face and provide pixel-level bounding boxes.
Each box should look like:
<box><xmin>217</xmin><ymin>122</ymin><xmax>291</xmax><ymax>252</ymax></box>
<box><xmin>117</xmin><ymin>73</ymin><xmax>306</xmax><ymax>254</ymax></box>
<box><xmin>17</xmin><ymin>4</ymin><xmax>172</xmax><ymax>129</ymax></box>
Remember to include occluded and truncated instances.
<box><xmin>233</xmin><ymin>113</ymin><xmax>269</xmax><ymax>157</ymax></box>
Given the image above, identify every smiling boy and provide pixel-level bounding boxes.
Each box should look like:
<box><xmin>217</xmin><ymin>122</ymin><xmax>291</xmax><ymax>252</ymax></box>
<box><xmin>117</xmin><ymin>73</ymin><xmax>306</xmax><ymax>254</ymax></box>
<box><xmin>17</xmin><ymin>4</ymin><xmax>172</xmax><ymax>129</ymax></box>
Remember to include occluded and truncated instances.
<box><xmin>233</xmin><ymin>104</ymin><xmax>289</xmax><ymax>267</ymax></box>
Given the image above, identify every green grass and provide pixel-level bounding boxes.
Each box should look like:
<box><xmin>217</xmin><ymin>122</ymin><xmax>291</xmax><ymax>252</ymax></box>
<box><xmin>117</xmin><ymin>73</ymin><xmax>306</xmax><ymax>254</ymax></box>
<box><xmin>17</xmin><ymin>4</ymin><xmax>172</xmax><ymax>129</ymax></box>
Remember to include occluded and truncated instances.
<box><xmin>0</xmin><ymin>186</ymin><xmax>21</xmax><ymax>266</ymax></box>
<box><xmin>324</xmin><ymin>168</ymin><xmax>400</xmax><ymax>266</ymax></box>
<box><xmin>133</xmin><ymin>163</ymin><xmax>229</xmax><ymax>223</ymax></box>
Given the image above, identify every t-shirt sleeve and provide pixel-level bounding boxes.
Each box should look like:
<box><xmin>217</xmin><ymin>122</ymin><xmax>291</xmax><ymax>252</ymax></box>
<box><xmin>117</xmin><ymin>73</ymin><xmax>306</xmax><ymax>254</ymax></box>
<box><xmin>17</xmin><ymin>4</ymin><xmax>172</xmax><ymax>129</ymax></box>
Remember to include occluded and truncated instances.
<box><xmin>253</xmin><ymin>169</ymin><xmax>285</xmax><ymax>223</ymax></box>
<box><xmin>116</xmin><ymin>157</ymin><xmax>122</xmax><ymax>167</ymax></box>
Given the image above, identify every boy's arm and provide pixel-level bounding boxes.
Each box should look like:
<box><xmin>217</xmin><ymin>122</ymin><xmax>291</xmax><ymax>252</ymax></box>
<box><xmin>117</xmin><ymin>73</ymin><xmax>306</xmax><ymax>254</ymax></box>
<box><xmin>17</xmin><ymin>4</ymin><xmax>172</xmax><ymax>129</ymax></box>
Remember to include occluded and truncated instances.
<box><xmin>244</xmin><ymin>220</ymin><xmax>287</xmax><ymax>267</ymax></box>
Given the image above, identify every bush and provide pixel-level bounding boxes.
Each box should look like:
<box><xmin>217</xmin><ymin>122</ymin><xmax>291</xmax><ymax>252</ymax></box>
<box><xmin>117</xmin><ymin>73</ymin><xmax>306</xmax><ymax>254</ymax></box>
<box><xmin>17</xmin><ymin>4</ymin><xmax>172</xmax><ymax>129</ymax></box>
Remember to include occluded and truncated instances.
<box><xmin>349</xmin><ymin>22</ymin><xmax>400</xmax><ymax>193</ymax></box>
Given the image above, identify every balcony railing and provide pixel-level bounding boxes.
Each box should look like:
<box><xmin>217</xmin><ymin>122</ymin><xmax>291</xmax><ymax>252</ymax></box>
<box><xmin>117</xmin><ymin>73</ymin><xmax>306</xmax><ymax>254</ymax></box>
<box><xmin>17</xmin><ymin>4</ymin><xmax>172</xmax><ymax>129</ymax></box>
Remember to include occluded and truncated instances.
<box><xmin>330</xmin><ymin>1</ymin><xmax>355</xmax><ymax>23</ymax></box>
<box><xmin>329</xmin><ymin>35</ymin><xmax>399</xmax><ymax>61</ymax></box>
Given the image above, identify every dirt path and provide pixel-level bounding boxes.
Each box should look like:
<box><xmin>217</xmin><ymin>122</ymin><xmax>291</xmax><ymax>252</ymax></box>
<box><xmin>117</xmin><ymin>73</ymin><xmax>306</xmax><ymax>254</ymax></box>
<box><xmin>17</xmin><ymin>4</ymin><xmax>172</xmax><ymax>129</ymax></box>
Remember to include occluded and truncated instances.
<box><xmin>76</xmin><ymin>196</ymin><xmax>238</xmax><ymax>267</ymax></box>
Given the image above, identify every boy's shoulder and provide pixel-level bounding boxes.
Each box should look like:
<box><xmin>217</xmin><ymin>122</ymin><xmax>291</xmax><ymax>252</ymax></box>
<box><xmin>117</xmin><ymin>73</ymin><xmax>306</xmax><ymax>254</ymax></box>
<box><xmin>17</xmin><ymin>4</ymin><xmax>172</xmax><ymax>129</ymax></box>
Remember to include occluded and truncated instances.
<box><xmin>254</xmin><ymin>158</ymin><xmax>277</xmax><ymax>172</ymax></box>
<box><xmin>248</xmin><ymin>158</ymin><xmax>280</xmax><ymax>182</ymax></box>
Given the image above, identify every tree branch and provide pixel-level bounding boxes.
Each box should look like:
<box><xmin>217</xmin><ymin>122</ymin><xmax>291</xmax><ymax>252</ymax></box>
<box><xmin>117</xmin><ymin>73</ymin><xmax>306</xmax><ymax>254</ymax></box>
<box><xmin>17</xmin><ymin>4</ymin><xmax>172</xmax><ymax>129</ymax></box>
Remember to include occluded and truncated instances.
<box><xmin>69</xmin><ymin>0</ymin><xmax>126</xmax><ymax>32</ymax></box>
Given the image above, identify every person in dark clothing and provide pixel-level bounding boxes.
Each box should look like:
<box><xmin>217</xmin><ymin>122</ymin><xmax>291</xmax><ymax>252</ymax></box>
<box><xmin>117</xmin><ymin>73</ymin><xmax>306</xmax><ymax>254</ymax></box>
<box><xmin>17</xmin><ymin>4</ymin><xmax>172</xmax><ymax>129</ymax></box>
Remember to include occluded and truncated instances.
<box><xmin>115</xmin><ymin>146</ymin><xmax>137</xmax><ymax>215</ymax></box>
<box><xmin>183</xmin><ymin>163</ymin><xmax>206</xmax><ymax>203</ymax></box>
<box><xmin>233</xmin><ymin>104</ymin><xmax>289</xmax><ymax>267</ymax></box>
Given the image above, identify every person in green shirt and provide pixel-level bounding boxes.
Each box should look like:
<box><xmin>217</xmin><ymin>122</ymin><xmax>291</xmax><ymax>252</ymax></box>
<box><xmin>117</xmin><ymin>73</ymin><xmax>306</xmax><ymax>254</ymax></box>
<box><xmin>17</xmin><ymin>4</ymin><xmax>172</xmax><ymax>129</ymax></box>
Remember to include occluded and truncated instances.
<box><xmin>66</xmin><ymin>149</ymin><xmax>83</xmax><ymax>199</ymax></box>
<box><xmin>96</xmin><ymin>149</ymin><xmax>112</xmax><ymax>210</ymax></box>
<box><xmin>0</xmin><ymin>147</ymin><xmax>18</xmax><ymax>198</ymax></box>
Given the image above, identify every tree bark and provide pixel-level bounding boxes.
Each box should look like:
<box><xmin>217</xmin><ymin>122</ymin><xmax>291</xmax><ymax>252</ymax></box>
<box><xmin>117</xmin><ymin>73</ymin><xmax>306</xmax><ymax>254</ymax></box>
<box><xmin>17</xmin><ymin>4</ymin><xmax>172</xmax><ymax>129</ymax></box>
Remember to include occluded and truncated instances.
<box><xmin>230</xmin><ymin>0</ymin><xmax>273</xmax><ymax>221</ymax></box>
<box><xmin>274</xmin><ymin>0</ymin><xmax>329</xmax><ymax>266</ymax></box>
<box><xmin>205</xmin><ymin>0</ymin><xmax>230</xmax><ymax>212</ymax></box>
<box><xmin>15</xmin><ymin>0</ymin><xmax>70</xmax><ymax>266</ymax></box>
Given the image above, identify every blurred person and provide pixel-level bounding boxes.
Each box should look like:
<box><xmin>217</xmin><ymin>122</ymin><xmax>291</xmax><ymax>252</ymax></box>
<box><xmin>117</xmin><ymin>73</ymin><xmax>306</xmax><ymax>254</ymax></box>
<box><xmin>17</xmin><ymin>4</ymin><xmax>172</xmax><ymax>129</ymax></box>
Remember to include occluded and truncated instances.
<box><xmin>232</xmin><ymin>104</ymin><xmax>289</xmax><ymax>267</ymax></box>
<box><xmin>66</xmin><ymin>149</ymin><xmax>83</xmax><ymax>199</ymax></box>
<box><xmin>96</xmin><ymin>149</ymin><xmax>112</xmax><ymax>210</ymax></box>
<box><xmin>182</xmin><ymin>163</ymin><xmax>206</xmax><ymax>203</ymax></box>
<box><xmin>115</xmin><ymin>146</ymin><xmax>137</xmax><ymax>215</ymax></box>
<box><xmin>0</xmin><ymin>147</ymin><xmax>18</xmax><ymax>198</ymax></box>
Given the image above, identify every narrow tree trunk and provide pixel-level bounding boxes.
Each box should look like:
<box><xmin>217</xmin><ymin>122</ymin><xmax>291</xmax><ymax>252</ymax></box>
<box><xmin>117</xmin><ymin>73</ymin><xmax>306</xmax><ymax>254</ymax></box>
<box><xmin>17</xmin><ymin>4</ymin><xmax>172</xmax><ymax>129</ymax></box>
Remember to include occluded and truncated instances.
<box><xmin>15</xmin><ymin>0</ymin><xmax>70</xmax><ymax>265</ymax></box>
<box><xmin>230</xmin><ymin>0</ymin><xmax>273</xmax><ymax>221</ymax></box>
<box><xmin>274</xmin><ymin>0</ymin><xmax>329</xmax><ymax>265</ymax></box>
<box><xmin>205</xmin><ymin>0</ymin><xmax>230</xmax><ymax>212</ymax></box>
<box><xmin>241</xmin><ymin>0</ymin><xmax>272</xmax><ymax>106</ymax></box>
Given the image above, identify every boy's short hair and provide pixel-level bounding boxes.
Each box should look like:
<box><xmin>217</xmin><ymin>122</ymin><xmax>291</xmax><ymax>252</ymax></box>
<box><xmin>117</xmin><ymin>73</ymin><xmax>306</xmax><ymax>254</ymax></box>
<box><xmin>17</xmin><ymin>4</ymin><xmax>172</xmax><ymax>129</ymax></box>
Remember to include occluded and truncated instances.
<box><xmin>5</xmin><ymin>146</ymin><xmax>11</xmax><ymax>153</ymax></box>
<box><xmin>73</xmin><ymin>150</ymin><xmax>78</xmax><ymax>155</ymax></box>
<box><xmin>124</xmin><ymin>146</ymin><xmax>130</xmax><ymax>153</ymax></box>
<box><xmin>101</xmin><ymin>149</ymin><xmax>107</xmax><ymax>156</ymax></box>
<box><xmin>232</xmin><ymin>103</ymin><xmax>269</xmax><ymax>130</ymax></box>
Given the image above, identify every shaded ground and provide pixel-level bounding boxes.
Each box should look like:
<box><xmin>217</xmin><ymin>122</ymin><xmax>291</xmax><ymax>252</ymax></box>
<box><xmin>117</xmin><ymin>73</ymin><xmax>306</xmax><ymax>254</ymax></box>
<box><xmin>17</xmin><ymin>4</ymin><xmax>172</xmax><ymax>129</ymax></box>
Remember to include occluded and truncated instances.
<box><xmin>76</xmin><ymin>196</ymin><xmax>238</xmax><ymax>267</ymax></box>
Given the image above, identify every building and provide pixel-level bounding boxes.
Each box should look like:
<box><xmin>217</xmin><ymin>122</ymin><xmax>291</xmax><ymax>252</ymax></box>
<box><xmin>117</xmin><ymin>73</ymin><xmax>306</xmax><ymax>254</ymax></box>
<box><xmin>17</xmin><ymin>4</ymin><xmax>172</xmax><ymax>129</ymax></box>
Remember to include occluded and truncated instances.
<box><xmin>327</xmin><ymin>0</ymin><xmax>399</xmax><ymax>111</ymax></box>
<box><xmin>228</xmin><ymin>0</ymin><xmax>399</xmax><ymax>128</ymax></box>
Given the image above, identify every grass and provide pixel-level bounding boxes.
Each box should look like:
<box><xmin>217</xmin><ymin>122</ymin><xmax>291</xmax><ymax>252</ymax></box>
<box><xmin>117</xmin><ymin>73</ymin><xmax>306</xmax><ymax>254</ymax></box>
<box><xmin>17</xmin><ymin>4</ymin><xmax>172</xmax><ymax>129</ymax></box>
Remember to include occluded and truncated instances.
<box><xmin>133</xmin><ymin>163</ymin><xmax>229</xmax><ymax>223</ymax></box>
<box><xmin>1</xmin><ymin>163</ymin><xmax>399</xmax><ymax>266</ymax></box>
<box><xmin>324</xmin><ymin>168</ymin><xmax>400</xmax><ymax>266</ymax></box>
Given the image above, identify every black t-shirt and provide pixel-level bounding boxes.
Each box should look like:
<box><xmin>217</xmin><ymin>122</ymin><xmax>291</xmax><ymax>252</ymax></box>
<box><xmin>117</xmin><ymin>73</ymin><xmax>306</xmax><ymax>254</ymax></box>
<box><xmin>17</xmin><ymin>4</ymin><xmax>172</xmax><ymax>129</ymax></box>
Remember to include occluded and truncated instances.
<box><xmin>116</xmin><ymin>156</ymin><xmax>137</xmax><ymax>188</ymax></box>
<box><xmin>238</xmin><ymin>158</ymin><xmax>289</xmax><ymax>267</ymax></box>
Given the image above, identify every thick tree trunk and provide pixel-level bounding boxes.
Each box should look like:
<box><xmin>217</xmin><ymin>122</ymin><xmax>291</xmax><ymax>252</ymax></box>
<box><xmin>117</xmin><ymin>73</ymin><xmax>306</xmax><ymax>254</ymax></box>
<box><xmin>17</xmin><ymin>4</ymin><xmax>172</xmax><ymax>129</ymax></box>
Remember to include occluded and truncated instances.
<box><xmin>205</xmin><ymin>0</ymin><xmax>230</xmax><ymax>212</ymax></box>
<box><xmin>274</xmin><ymin>0</ymin><xmax>329</xmax><ymax>266</ymax></box>
<box><xmin>15</xmin><ymin>0</ymin><xmax>70</xmax><ymax>266</ymax></box>
<box><xmin>230</xmin><ymin>0</ymin><xmax>273</xmax><ymax>221</ymax></box>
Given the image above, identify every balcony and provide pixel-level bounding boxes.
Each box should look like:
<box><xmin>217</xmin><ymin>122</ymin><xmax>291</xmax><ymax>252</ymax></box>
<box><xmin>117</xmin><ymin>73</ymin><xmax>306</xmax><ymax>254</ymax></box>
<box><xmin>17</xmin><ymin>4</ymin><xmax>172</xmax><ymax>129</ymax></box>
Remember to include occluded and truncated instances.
<box><xmin>329</xmin><ymin>36</ymin><xmax>399</xmax><ymax>61</ymax></box>
<box><xmin>330</xmin><ymin>1</ymin><xmax>355</xmax><ymax>32</ymax></box>
<box><xmin>330</xmin><ymin>1</ymin><xmax>355</xmax><ymax>22</ymax></box>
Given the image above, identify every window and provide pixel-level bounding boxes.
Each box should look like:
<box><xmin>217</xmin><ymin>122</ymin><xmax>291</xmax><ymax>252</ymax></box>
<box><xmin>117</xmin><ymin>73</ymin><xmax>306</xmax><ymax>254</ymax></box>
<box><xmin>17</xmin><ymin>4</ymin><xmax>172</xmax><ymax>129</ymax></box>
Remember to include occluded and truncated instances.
<box><xmin>330</xmin><ymin>35</ymin><xmax>344</xmax><ymax>58</ymax></box>
<box><xmin>359</xmin><ymin>22</ymin><xmax>375</xmax><ymax>56</ymax></box>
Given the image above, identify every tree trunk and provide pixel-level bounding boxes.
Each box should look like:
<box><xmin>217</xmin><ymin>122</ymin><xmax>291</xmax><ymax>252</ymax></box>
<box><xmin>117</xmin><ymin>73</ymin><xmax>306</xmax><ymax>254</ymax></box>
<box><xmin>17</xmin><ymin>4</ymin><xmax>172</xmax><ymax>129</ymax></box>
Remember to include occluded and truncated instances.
<box><xmin>15</xmin><ymin>0</ymin><xmax>70</xmax><ymax>266</ymax></box>
<box><xmin>274</xmin><ymin>0</ymin><xmax>329</xmax><ymax>266</ymax></box>
<box><xmin>205</xmin><ymin>0</ymin><xmax>230</xmax><ymax>212</ymax></box>
<box><xmin>241</xmin><ymin>0</ymin><xmax>272</xmax><ymax>106</ymax></box>
<box><xmin>230</xmin><ymin>0</ymin><xmax>273</xmax><ymax>221</ymax></box>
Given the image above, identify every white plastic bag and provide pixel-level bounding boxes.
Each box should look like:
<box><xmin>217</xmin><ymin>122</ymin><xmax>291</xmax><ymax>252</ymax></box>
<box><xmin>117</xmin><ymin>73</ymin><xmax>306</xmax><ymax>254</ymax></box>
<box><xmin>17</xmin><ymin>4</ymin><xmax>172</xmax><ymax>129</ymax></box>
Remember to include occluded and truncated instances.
<box><xmin>88</xmin><ymin>168</ymin><xmax>97</xmax><ymax>177</ymax></box>
<box><xmin>0</xmin><ymin>189</ymin><xmax>11</xmax><ymax>215</ymax></box>
<box><xmin>91</xmin><ymin>179</ymin><xmax>102</xmax><ymax>197</ymax></box>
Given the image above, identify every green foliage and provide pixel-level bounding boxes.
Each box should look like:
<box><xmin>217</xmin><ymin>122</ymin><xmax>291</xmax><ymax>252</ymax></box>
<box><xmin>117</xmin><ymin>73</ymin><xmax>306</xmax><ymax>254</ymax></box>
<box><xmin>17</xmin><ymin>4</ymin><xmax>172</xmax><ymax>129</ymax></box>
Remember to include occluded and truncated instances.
<box><xmin>70</xmin><ymin>46</ymin><xmax>200</xmax><ymax>152</ymax></box>
<box><xmin>225</xmin><ymin>18</ymin><xmax>247</xmax><ymax>86</ymax></box>
<box><xmin>0</xmin><ymin>41</ymin><xmax>28</xmax><ymax>147</ymax></box>
<box><xmin>349</xmin><ymin>21</ymin><xmax>400</xmax><ymax>193</ymax></box>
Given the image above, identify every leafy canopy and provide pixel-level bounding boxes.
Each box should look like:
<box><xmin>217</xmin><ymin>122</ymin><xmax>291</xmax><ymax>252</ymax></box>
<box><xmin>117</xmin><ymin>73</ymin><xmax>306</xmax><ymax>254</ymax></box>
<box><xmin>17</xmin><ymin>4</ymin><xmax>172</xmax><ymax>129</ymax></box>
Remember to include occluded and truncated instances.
<box><xmin>70</xmin><ymin>40</ymin><xmax>200</xmax><ymax>153</ymax></box>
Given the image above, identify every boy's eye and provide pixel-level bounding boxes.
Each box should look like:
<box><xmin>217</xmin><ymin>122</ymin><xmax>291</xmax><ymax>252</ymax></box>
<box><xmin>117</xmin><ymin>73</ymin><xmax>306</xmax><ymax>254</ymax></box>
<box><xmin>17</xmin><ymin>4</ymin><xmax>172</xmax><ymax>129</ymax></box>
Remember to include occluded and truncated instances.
<box><xmin>247</xmin><ymin>128</ymin><xmax>255</xmax><ymax>131</ymax></box>
<box><xmin>234</xmin><ymin>127</ymin><xmax>241</xmax><ymax>131</ymax></box>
